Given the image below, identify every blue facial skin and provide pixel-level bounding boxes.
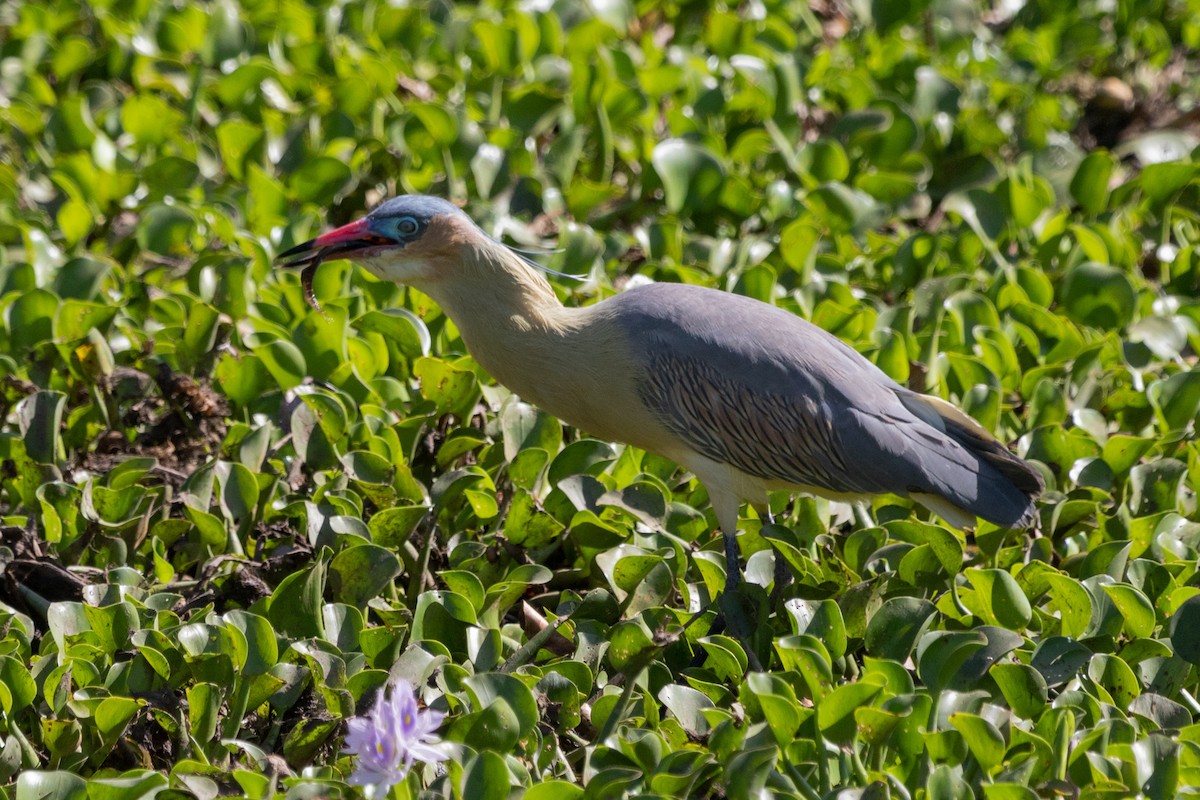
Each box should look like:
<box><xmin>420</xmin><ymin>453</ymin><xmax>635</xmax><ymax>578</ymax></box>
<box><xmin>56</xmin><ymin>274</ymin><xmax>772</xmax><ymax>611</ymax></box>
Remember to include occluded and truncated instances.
<box><xmin>366</xmin><ymin>195</ymin><xmax>464</xmax><ymax>244</ymax></box>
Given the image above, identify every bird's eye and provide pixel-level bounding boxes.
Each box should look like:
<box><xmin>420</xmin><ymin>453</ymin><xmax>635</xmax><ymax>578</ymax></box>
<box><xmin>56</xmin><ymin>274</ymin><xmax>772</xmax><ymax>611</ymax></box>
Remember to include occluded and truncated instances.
<box><xmin>395</xmin><ymin>216</ymin><xmax>419</xmax><ymax>236</ymax></box>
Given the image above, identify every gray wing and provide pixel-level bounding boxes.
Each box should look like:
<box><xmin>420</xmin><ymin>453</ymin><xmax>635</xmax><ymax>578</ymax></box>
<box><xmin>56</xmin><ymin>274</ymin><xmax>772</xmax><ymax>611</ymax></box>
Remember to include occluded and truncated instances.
<box><xmin>614</xmin><ymin>283</ymin><xmax>1040</xmax><ymax>525</ymax></box>
<box><xmin>637</xmin><ymin>347</ymin><xmax>881</xmax><ymax>494</ymax></box>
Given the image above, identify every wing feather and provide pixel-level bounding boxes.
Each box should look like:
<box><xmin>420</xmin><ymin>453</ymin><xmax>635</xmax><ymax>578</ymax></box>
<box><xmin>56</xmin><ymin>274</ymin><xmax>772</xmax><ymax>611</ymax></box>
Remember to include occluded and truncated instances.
<box><xmin>614</xmin><ymin>282</ymin><xmax>1041</xmax><ymax>527</ymax></box>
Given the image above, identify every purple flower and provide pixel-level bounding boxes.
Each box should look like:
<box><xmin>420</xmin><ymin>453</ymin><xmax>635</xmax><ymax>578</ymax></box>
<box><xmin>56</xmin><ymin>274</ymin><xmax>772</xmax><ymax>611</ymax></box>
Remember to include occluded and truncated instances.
<box><xmin>344</xmin><ymin>677</ymin><xmax>450</xmax><ymax>797</ymax></box>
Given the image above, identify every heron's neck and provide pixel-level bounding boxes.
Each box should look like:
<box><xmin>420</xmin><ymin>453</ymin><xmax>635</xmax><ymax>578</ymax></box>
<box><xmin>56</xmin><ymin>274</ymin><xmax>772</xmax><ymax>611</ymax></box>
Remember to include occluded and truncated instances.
<box><xmin>416</xmin><ymin>245</ymin><xmax>585</xmax><ymax>394</ymax></box>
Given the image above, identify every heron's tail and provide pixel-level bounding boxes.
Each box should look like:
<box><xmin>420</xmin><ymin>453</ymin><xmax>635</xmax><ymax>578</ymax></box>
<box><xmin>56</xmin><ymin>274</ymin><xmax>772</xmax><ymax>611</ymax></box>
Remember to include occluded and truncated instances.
<box><xmin>899</xmin><ymin>392</ymin><xmax>1044</xmax><ymax>528</ymax></box>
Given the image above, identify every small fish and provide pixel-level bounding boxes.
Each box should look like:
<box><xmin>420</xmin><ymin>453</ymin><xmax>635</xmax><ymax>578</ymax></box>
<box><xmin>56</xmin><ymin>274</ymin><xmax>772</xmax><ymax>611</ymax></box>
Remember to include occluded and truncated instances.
<box><xmin>278</xmin><ymin>249</ymin><xmax>331</xmax><ymax>320</ymax></box>
<box><xmin>301</xmin><ymin>259</ymin><xmax>322</xmax><ymax>314</ymax></box>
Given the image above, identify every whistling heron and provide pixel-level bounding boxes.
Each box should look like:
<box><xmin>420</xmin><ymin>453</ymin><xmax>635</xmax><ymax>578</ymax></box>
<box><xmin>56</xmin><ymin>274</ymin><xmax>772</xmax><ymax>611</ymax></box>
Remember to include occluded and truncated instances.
<box><xmin>279</xmin><ymin>196</ymin><xmax>1043</xmax><ymax>600</ymax></box>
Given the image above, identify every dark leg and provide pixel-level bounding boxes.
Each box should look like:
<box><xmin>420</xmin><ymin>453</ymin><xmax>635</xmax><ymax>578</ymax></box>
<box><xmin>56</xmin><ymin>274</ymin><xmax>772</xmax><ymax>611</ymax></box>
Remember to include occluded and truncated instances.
<box><xmin>765</xmin><ymin>509</ymin><xmax>794</xmax><ymax>605</ymax></box>
<box><xmin>723</xmin><ymin>530</ymin><xmax>741</xmax><ymax>590</ymax></box>
<box><xmin>718</xmin><ymin>529</ymin><xmax>763</xmax><ymax>671</ymax></box>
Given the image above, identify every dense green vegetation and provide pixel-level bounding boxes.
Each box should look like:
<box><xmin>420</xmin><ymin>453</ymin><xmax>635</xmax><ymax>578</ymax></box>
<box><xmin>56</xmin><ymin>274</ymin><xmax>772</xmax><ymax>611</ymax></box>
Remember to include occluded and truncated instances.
<box><xmin>2</xmin><ymin>0</ymin><xmax>1200</xmax><ymax>797</ymax></box>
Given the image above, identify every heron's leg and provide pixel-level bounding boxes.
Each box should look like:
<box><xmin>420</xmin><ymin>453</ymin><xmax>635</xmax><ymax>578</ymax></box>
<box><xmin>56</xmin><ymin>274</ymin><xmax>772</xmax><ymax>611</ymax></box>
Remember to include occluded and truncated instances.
<box><xmin>710</xmin><ymin>489</ymin><xmax>744</xmax><ymax>591</ymax></box>
<box><xmin>853</xmin><ymin>501</ymin><xmax>875</xmax><ymax>529</ymax></box>
<box><xmin>723</xmin><ymin>531</ymin><xmax>741</xmax><ymax>590</ymax></box>
<box><xmin>711</xmin><ymin>495</ymin><xmax>763</xmax><ymax>670</ymax></box>
<box><xmin>764</xmin><ymin>508</ymin><xmax>794</xmax><ymax>605</ymax></box>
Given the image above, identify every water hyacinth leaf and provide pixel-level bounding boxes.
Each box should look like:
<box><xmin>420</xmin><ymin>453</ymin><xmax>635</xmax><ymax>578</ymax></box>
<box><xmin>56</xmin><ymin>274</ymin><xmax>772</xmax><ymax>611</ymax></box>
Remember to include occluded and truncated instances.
<box><xmin>464</xmin><ymin>673</ymin><xmax>538</xmax><ymax>739</ymax></box>
<box><xmin>15</xmin><ymin>771</ymin><xmax>88</xmax><ymax>800</ymax></box>
<box><xmin>267</xmin><ymin>555</ymin><xmax>328</xmax><ymax>640</ymax></box>
<box><xmin>943</xmin><ymin>188</ymin><xmax>1006</xmax><ymax>245</ymax></box>
<box><xmin>990</xmin><ymin>663</ymin><xmax>1047</xmax><ymax>719</ymax></box>
<box><xmin>1031</xmin><ymin>637</ymin><xmax>1093</xmax><ymax>687</ymax></box>
<box><xmin>955</xmin><ymin>627</ymin><xmax>1023</xmax><ymax>686</ymax></box>
<box><xmin>412</xmin><ymin>591</ymin><xmax>476</xmax><ymax>655</ymax></box>
<box><xmin>864</xmin><ymin>597</ymin><xmax>936</xmax><ymax>662</ymax></box>
<box><xmin>216</xmin><ymin>461</ymin><xmax>260</xmax><ymax>531</ymax></box>
<box><xmin>414</xmin><ymin>356</ymin><xmax>479</xmax><ymax>417</ymax></box>
<box><xmin>806</xmin><ymin>182</ymin><xmax>882</xmax><ymax>232</ymax></box>
<box><xmin>216</xmin><ymin>119</ymin><xmax>262</xmax><ymax>181</ymax></box>
<box><xmin>786</xmin><ymin>599</ymin><xmax>847</xmax><ymax>658</ymax></box>
<box><xmin>916</xmin><ymin>630</ymin><xmax>987</xmax><ymax>693</ymax></box>
<box><xmin>1042</xmin><ymin>573</ymin><xmax>1093</xmax><ymax>638</ymax></box>
<box><xmin>461</xmin><ymin>750</ymin><xmax>511</xmax><ymax>800</ymax></box>
<box><xmin>250</xmin><ymin>336</ymin><xmax>307</xmax><ymax>390</ymax></box>
<box><xmin>651</xmin><ymin>139</ymin><xmax>726</xmax><ymax>213</ymax></box>
<box><xmin>143</xmin><ymin>156</ymin><xmax>200</xmax><ymax>197</ymax></box>
<box><xmin>699</xmin><ymin>635</ymin><xmax>749</xmax><ymax>681</ymax></box>
<box><xmin>1147</xmin><ymin>371</ymin><xmax>1200</xmax><ymax>434</ymax></box>
<box><xmin>1102</xmin><ymin>583</ymin><xmax>1157</xmax><ymax>638</ymax></box>
<box><xmin>1133</xmin><ymin>733</ymin><xmax>1180</xmax><ymax>800</ymax></box>
<box><xmin>659</xmin><ymin>684</ymin><xmax>714</xmax><ymax>737</ymax></box>
<box><xmin>86</xmin><ymin>771</ymin><xmax>169</xmax><ymax>800</ymax></box>
<box><xmin>949</xmin><ymin>712</ymin><xmax>1005</xmax><ymax>772</ymax></box>
<box><xmin>329</xmin><ymin>544</ymin><xmax>401</xmax><ymax>608</ymax></box>
<box><xmin>9</xmin><ymin>289</ymin><xmax>59</xmax><ymax>351</ymax></box>
<box><xmin>224</xmin><ymin>611</ymin><xmax>279</xmax><ymax>676</ymax></box>
<box><xmin>1069</xmin><ymin>151</ymin><xmax>1115</xmax><ymax>215</ymax></box>
<box><xmin>137</xmin><ymin>204</ymin><xmax>195</xmax><ymax>255</ymax></box>
<box><xmin>523</xmin><ymin>782</ymin><xmax>583</xmax><ymax>800</ymax></box>
<box><xmin>0</xmin><ymin>656</ymin><xmax>35</xmax><ymax>715</ymax></box>
<box><xmin>283</xmin><ymin>718</ymin><xmax>341</xmax><ymax>765</ymax></box>
<box><xmin>501</xmin><ymin>401</ymin><xmax>563</xmax><ymax>462</ymax></box>
<box><xmin>607</xmin><ymin>619</ymin><xmax>656</xmax><ymax>672</ymax></box>
<box><xmin>1169</xmin><ymin>595</ymin><xmax>1200</xmax><ymax>665</ymax></box>
<box><xmin>369</xmin><ymin>505</ymin><xmax>428</xmax><ymax>547</ymax></box>
<box><xmin>290</xmin><ymin>156</ymin><xmax>351</xmax><ymax>203</ymax></box>
<box><xmin>53</xmin><ymin>256</ymin><xmax>111</xmax><ymax>301</ymax></box>
<box><xmin>1089</xmin><ymin>653</ymin><xmax>1141</xmax><ymax>707</ymax></box>
<box><xmin>964</xmin><ymin>568</ymin><xmax>1032</xmax><ymax>631</ymax></box>
<box><xmin>818</xmin><ymin>680</ymin><xmax>884</xmax><ymax>744</ymax></box>
<box><xmin>18</xmin><ymin>390</ymin><xmax>65</xmax><ymax>465</ymax></box>
<box><xmin>1059</xmin><ymin>262</ymin><xmax>1135</xmax><ymax>330</ymax></box>
<box><xmin>355</xmin><ymin>308</ymin><xmax>431</xmax><ymax>359</ymax></box>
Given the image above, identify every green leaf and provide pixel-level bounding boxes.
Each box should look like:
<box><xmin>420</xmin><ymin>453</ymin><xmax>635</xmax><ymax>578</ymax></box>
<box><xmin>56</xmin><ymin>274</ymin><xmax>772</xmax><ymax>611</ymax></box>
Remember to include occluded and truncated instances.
<box><xmin>864</xmin><ymin>597</ymin><xmax>936</xmax><ymax>662</ymax></box>
<box><xmin>964</xmin><ymin>568</ymin><xmax>1032</xmax><ymax>630</ymax></box>
<box><xmin>523</xmin><ymin>782</ymin><xmax>583</xmax><ymax>800</ymax></box>
<box><xmin>290</xmin><ymin>156</ymin><xmax>351</xmax><ymax>203</ymax></box>
<box><xmin>1069</xmin><ymin>151</ymin><xmax>1115</xmax><ymax>215</ymax></box>
<box><xmin>15</xmin><ymin>771</ymin><xmax>87</xmax><ymax>800</ymax></box>
<box><xmin>369</xmin><ymin>505</ymin><xmax>428</xmax><ymax>547</ymax></box>
<box><xmin>224</xmin><ymin>611</ymin><xmax>279</xmax><ymax>676</ymax></box>
<box><xmin>461</xmin><ymin>751</ymin><xmax>511</xmax><ymax>800</ymax></box>
<box><xmin>267</xmin><ymin>555</ymin><xmax>328</xmax><ymax>639</ymax></box>
<box><xmin>1170</xmin><ymin>594</ymin><xmax>1200</xmax><ymax>666</ymax></box>
<box><xmin>1043</xmin><ymin>573</ymin><xmax>1094</xmax><ymax>638</ymax></box>
<box><xmin>651</xmin><ymin>139</ymin><xmax>725</xmax><ymax>213</ymax></box>
<box><xmin>806</xmin><ymin>182</ymin><xmax>881</xmax><ymax>232</ymax></box>
<box><xmin>86</xmin><ymin>771</ymin><xmax>168</xmax><ymax>800</ymax></box>
<box><xmin>1059</xmin><ymin>262</ymin><xmax>1135</xmax><ymax>330</ymax></box>
<box><xmin>1102</xmin><ymin>583</ymin><xmax>1157</xmax><ymax>638</ymax></box>
<box><xmin>817</xmin><ymin>680</ymin><xmax>883</xmax><ymax>744</ymax></box>
<box><xmin>1147</xmin><ymin>371</ymin><xmax>1200</xmax><ymax>434</ymax></box>
<box><xmin>990</xmin><ymin>663</ymin><xmax>1047</xmax><ymax>719</ymax></box>
<box><xmin>18</xmin><ymin>390</ymin><xmax>65</xmax><ymax>464</ymax></box>
<box><xmin>414</xmin><ymin>356</ymin><xmax>479</xmax><ymax>417</ymax></box>
<box><xmin>9</xmin><ymin>289</ymin><xmax>59</xmax><ymax>350</ymax></box>
<box><xmin>328</xmin><ymin>544</ymin><xmax>401</xmax><ymax>608</ymax></box>
<box><xmin>949</xmin><ymin>712</ymin><xmax>1005</xmax><ymax>772</ymax></box>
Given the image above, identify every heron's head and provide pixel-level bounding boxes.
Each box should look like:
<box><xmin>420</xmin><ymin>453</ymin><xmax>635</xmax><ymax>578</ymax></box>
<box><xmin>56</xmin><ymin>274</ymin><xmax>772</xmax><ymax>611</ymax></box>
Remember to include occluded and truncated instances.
<box><xmin>277</xmin><ymin>195</ymin><xmax>478</xmax><ymax>286</ymax></box>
